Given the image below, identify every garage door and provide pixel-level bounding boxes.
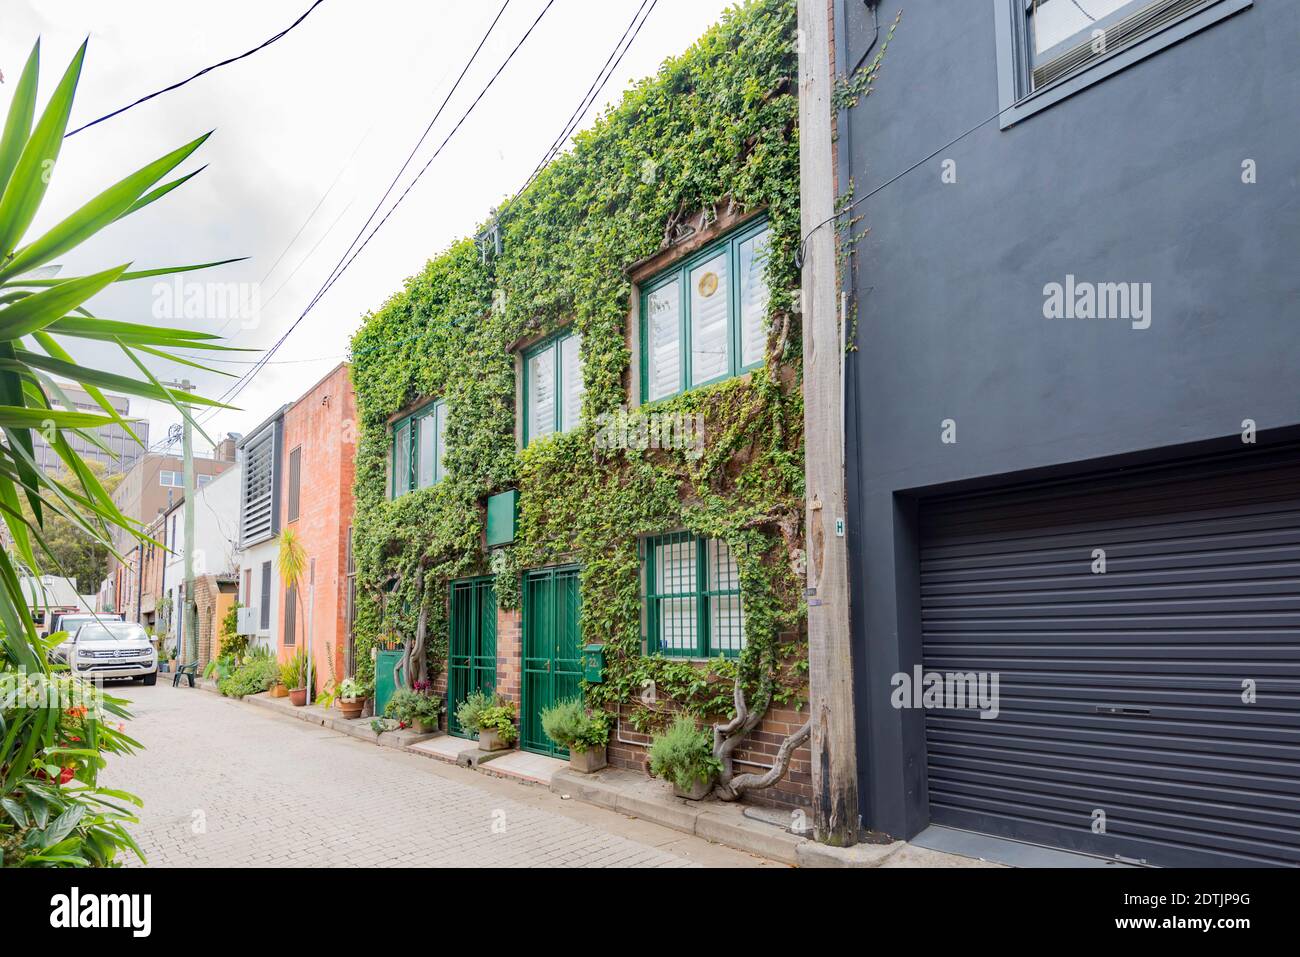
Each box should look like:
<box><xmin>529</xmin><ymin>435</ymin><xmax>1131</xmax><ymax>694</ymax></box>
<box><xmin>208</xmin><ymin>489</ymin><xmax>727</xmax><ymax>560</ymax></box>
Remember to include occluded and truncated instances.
<box><xmin>920</xmin><ymin>450</ymin><xmax>1300</xmax><ymax>867</ymax></box>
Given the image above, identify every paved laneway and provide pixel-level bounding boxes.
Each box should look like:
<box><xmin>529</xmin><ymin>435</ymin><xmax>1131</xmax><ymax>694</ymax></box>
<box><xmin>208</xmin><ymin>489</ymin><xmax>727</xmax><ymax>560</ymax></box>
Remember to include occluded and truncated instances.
<box><xmin>101</xmin><ymin>684</ymin><xmax>778</xmax><ymax>868</ymax></box>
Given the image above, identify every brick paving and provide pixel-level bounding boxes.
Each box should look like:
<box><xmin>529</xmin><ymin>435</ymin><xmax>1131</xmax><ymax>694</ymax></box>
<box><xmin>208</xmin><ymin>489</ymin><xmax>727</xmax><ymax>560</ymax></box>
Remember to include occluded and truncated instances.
<box><xmin>102</xmin><ymin>684</ymin><xmax>778</xmax><ymax>868</ymax></box>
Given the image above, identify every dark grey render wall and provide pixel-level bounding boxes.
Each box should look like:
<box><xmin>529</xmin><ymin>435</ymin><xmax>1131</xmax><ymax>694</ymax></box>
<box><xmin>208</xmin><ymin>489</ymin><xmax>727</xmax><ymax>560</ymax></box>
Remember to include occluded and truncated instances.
<box><xmin>834</xmin><ymin>0</ymin><xmax>1300</xmax><ymax>839</ymax></box>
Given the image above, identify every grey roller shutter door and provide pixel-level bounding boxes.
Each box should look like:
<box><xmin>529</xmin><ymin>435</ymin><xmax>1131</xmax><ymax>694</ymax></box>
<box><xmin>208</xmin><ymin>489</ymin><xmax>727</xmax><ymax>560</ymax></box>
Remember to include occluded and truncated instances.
<box><xmin>919</xmin><ymin>450</ymin><xmax>1300</xmax><ymax>867</ymax></box>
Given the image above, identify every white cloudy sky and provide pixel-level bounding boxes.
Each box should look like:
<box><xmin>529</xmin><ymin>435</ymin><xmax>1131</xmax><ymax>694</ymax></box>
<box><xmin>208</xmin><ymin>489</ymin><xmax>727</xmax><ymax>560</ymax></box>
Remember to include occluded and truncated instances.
<box><xmin>1</xmin><ymin>0</ymin><xmax>737</xmax><ymax>456</ymax></box>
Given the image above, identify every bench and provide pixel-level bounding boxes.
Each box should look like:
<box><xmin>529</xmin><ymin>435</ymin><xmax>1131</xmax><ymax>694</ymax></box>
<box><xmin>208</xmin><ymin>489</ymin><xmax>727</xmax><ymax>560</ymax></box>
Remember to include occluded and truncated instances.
<box><xmin>172</xmin><ymin>662</ymin><xmax>199</xmax><ymax>688</ymax></box>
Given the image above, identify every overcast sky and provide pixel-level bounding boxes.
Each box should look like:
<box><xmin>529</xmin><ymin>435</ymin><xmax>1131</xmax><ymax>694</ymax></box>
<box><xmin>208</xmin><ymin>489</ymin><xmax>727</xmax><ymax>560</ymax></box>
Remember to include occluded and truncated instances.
<box><xmin>1</xmin><ymin>0</ymin><xmax>738</xmax><ymax>459</ymax></box>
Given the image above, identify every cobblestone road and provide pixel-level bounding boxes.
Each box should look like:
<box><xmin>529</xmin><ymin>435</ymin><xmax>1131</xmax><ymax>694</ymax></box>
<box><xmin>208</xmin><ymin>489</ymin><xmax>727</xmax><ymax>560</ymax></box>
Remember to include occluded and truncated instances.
<box><xmin>102</xmin><ymin>684</ymin><xmax>777</xmax><ymax>868</ymax></box>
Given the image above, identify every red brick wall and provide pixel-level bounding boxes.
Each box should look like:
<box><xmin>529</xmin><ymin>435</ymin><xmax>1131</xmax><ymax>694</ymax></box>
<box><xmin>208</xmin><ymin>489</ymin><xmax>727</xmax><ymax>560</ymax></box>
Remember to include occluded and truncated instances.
<box><xmin>278</xmin><ymin>363</ymin><xmax>358</xmax><ymax>693</ymax></box>
<box><xmin>495</xmin><ymin>606</ymin><xmax>522</xmax><ymax>705</ymax></box>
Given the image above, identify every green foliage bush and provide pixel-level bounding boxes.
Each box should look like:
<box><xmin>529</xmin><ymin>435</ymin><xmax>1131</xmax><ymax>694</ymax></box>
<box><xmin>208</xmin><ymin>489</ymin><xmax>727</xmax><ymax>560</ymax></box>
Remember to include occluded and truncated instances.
<box><xmin>384</xmin><ymin>688</ymin><xmax>441</xmax><ymax>724</ymax></box>
<box><xmin>279</xmin><ymin>650</ymin><xmax>307</xmax><ymax>690</ymax></box>
<box><xmin>218</xmin><ymin>657</ymin><xmax>279</xmax><ymax>698</ymax></box>
<box><xmin>476</xmin><ymin>702</ymin><xmax>518</xmax><ymax>745</ymax></box>
<box><xmin>454</xmin><ymin>689</ymin><xmax>492</xmax><ymax>734</ymax></box>
<box><xmin>648</xmin><ymin>714</ymin><xmax>721</xmax><ymax>791</ymax></box>
<box><xmin>541</xmin><ymin>697</ymin><xmax>610</xmax><ymax>751</ymax></box>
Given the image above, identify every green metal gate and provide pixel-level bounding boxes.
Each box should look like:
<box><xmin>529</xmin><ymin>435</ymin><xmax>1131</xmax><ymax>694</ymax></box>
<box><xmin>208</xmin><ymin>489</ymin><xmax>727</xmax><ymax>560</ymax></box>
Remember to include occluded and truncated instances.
<box><xmin>522</xmin><ymin>566</ymin><xmax>582</xmax><ymax>757</ymax></box>
<box><xmin>448</xmin><ymin>576</ymin><xmax>496</xmax><ymax>738</ymax></box>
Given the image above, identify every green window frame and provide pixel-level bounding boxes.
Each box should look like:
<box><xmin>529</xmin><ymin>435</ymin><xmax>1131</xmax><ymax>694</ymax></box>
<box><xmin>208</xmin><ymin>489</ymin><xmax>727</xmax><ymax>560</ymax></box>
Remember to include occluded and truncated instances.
<box><xmin>639</xmin><ymin>217</ymin><xmax>772</xmax><ymax>404</ymax></box>
<box><xmin>522</xmin><ymin>328</ymin><xmax>583</xmax><ymax>447</ymax></box>
<box><xmin>642</xmin><ymin>531</ymin><xmax>744</xmax><ymax>658</ymax></box>
<box><xmin>390</xmin><ymin>399</ymin><xmax>446</xmax><ymax>499</ymax></box>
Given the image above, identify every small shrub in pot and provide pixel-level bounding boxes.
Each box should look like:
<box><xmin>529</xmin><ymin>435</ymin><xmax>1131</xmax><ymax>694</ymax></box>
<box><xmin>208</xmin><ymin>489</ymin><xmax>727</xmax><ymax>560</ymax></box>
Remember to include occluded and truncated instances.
<box><xmin>648</xmin><ymin>714</ymin><xmax>721</xmax><ymax>800</ymax></box>
<box><xmin>541</xmin><ymin>698</ymin><xmax>610</xmax><ymax>773</ymax></box>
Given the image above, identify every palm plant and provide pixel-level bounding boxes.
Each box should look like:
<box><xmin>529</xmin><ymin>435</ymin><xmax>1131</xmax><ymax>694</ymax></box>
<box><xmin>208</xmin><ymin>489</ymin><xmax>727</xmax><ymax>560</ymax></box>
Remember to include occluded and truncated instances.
<box><xmin>277</xmin><ymin>527</ymin><xmax>311</xmax><ymax>693</ymax></box>
<box><xmin>0</xmin><ymin>39</ymin><xmax>241</xmax><ymax>866</ymax></box>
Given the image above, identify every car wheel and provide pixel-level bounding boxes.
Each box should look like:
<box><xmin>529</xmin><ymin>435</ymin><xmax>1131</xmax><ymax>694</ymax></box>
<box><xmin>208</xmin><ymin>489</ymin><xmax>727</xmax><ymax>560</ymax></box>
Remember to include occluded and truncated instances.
<box><xmin>142</xmin><ymin>672</ymin><xmax>157</xmax><ymax>687</ymax></box>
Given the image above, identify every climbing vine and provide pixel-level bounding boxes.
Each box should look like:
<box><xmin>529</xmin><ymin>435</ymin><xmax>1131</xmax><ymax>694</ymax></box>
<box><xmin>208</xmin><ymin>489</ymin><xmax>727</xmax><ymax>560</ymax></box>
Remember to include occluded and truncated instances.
<box><xmin>349</xmin><ymin>0</ymin><xmax>805</xmax><ymax>729</ymax></box>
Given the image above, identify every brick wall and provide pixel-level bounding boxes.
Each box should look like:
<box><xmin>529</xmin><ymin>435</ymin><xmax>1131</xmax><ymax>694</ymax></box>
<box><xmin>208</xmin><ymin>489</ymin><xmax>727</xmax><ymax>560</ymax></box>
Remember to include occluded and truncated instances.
<box><xmin>278</xmin><ymin>364</ymin><xmax>358</xmax><ymax>693</ymax></box>
<box><xmin>495</xmin><ymin>607</ymin><xmax>522</xmax><ymax>705</ymax></box>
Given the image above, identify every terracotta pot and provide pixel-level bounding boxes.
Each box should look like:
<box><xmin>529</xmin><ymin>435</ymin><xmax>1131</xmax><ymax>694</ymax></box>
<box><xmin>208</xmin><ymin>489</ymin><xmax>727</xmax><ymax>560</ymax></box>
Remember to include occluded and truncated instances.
<box><xmin>672</xmin><ymin>776</ymin><xmax>714</xmax><ymax>801</ymax></box>
<box><xmin>477</xmin><ymin>728</ymin><xmax>511</xmax><ymax>752</ymax></box>
<box><xmin>289</xmin><ymin>687</ymin><xmax>307</xmax><ymax>707</ymax></box>
<box><xmin>269</xmin><ymin>683</ymin><xmax>289</xmax><ymax>699</ymax></box>
<box><xmin>338</xmin><ymin>697</ymin><xmax>366</xmax><ymax>720</ymax></box>
<box><xmin>569</xmin><ymin>747</ymin><xmax>608</xmax><ymax>774</ymax></box>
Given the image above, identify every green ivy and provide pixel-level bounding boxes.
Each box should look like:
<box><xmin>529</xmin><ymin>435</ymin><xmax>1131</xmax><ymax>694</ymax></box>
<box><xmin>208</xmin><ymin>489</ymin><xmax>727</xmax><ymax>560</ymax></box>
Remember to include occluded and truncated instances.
<box><xmin>349</xmin><ymin>0</ymin><xmax>805</xmax><ymax>725</ymax></box>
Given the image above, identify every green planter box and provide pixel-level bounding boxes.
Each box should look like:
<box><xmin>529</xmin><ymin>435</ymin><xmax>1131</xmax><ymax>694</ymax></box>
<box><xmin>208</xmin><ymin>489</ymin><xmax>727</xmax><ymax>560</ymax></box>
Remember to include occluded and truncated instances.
<box><xmin>374</xmin><ymin>649</ymin><xmax>406</xmax><ymax>719</ymax></box>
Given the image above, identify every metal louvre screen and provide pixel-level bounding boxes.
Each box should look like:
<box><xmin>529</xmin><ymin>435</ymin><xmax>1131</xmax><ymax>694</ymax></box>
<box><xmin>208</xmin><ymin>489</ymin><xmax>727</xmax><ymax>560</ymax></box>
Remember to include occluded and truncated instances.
<box><xmin>239</xmin><ymin>428</ymin><xmax>276</xmax><ymax>545</ymax></box>
<box><xmin>1032</xmin><ymin>0</ymin><xmax>1216</xmax><ymax>89</ymax></box>
<box><xmin>919</xmin><ymin>450</ymin><xmax>1300</xmax><ymax>867</ymax></box>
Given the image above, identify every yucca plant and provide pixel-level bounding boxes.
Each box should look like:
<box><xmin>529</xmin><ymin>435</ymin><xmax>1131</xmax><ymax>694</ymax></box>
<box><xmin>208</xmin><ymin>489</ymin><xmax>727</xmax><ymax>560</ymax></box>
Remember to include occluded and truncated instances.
<box><xmin>0</xmin><ymin>38</ymin><xmax>242</xmax><ymax>866</ymax></box>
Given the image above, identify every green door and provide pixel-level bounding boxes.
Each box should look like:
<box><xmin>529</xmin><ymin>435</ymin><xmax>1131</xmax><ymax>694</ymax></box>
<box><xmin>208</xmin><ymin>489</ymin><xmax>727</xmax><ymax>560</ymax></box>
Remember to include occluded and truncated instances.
<box><xmin>522</xmin><ymin>566</ymin><xmax>582</xmax><ymax>756</ymax></box>
<box><xmin>448</xmin><ymin>576</ymin><xmax>496</xmax><ymax>738</ymax></box>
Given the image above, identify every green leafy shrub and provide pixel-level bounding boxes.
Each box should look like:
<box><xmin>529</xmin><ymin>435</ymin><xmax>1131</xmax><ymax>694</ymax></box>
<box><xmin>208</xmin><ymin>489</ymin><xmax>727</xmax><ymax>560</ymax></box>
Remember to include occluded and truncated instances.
<box><xmin>385</xmin><ymin>689</ymin><xmax>441</xmax><ymax>725</ymax></box>
<box><xmin>279</xmin><ymin>650</ymin><xmax>307</xmax><ymax>690</ymax></box>
<box><xmin>541</xmin><ymin>698</ymin><xmax>610</xmax><ymax>752</ymax></box>
<box><xmin>217</xmin><ymin>602</ymin><xmax>248</xmax><ymax>661</ymax></box>
<box><xmin>648</xmin><ymin>714</ymin><xmax>720</xmax><ymax>791</ymax></box>
<box><xmin>454</xmin><ymin>689</ymin><xmax>493</xmax><ymax>734</ymax></box>
<box><xmin>338</xmin><ymin>676</ymin><xmax>372</xmax><ymax>701</ymax></box>
<box><xmin>218</xmin><ymin>657</ymin><xmax>279</xmax><ymax>698</ymax></box>
<box><xmin>477</xmin><ymin>701</ymin><xmax>518</xmax><ymax>744</ymax></box>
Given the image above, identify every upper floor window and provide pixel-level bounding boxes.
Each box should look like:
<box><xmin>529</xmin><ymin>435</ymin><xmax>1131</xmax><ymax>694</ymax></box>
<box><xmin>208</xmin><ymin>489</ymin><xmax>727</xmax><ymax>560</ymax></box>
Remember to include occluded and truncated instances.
<box><xmin>391</xmin><ymin>399</ymin><xmax>446</xmax><ymax>499</ymax></box>
<box><xmin>997</xmin><ymin>0</ymin><xmax>1252</xmax><ymax>127</ymax></box>
<box><xmin>523</xmin><ymin>329</ymin><xmax>583</xmax><ymax>446</ymax></box>
<box><xmin>286</xmin><ymin>446</ymin><xmax>302</xmax><ymax>522</ymax></box>
<box><xmin>642</xmin><ymin>531</ymin><xmax>744</xmax><ymax>659</ymax></box>
<box><xmin>159</xmin><ymin>470</ymin><xmax>183</xmax><ymax>488</ymax></box>
<box><xmin>640</xmin><ymin>218</ymin><xmax>771</xmax><ymax>404</ymax></box>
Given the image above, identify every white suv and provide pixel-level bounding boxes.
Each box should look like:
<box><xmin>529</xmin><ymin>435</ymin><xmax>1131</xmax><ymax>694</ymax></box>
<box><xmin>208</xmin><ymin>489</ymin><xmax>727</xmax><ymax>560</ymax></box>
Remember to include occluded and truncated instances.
<box><xmin>69</xmin><ymin>621</ymin><xmax>158</xmax><ymax>685</ymax></box>
<box><xmin>48</xmin><ymin>613</ymin><xmax>123</xmax><ymax>663</ymax></box>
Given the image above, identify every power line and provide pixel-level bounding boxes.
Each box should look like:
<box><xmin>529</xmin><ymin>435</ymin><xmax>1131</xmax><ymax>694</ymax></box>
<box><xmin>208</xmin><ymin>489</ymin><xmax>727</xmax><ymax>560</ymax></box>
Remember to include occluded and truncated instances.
<box><xmin>510</xmin><ymin>0</ymin><xmax>660</xmax><ymax>208</ymax></box>
<box><xmin>199</xmin><ymin>0</ymin><xmax>561</xmax><ymax>422</ymax></box>
<box><xmin>66</xmin><ymin>0</ymin><xmax>328</xmax><ymax>137</ymax></box>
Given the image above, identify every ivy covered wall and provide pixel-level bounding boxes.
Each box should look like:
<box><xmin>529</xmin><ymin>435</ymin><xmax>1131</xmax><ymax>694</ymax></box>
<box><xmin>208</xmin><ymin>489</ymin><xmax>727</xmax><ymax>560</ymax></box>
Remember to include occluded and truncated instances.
<box><xmin>349</xmin><ymin>0</ymin><xmax>805</xmax><ymax>735</ymax></box>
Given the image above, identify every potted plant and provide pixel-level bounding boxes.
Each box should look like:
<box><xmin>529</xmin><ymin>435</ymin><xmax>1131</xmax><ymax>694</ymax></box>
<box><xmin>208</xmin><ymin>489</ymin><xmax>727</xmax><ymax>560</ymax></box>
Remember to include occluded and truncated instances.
<box><xmin>456</xmin><ymin>692</ymin><xmax>517</xmax><ymax>751</ymax></box>
<box><xmin>281</xmin><ymin>650</ymin><xmax>309</xmax><ymax>706</ymax></box>
<box><xmin>541</xmin><ymin>697</ymin><xmax>610</xmax><ymax>773</ymax></box>
<box><xmin>384</xmin><ymin>688</ymin><xmax>442</xmax><ymax>733</ymax></box>
<box><xmin>648</xmin><ymin>714</ymin><xmax>721</xmax><ymax>800</ymax></box>
<box><xmin>336</xmin><ymin>675</ymin><xmax>371</xmax><ymax>720</ymax></box>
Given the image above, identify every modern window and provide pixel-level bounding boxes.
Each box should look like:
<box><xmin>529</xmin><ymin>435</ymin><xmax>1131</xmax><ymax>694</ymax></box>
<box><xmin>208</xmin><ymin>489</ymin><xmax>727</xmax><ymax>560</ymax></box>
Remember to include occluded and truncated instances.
<box><xmin>259</xmin><ymin>561</ymin><xmax>272</xmax><ymax>631</ymax></box>
<box><xmin>523</xmin><ymin>329</ymin><xmax>584</xmax><ymax>446</ymax></box>
<box><xmin>391</xmin><ymin>399</ymin><xmax>447</xmax><ymax>498</ymax></box>
<box><xmin>284</xmin><ymin>583</ymin><xmax>297</xmax><ymax>646</ymax></box>
<box><xmin>642</xmin><ymin>531</ymin><xmax>744</xmax><ymax>658</ymax></box>
<box><xmin>640</xmin><ymin>218</ymin><xmax>771</xmax><ymax>404</ymax></box>
<box><xmin>159</xmin><ymin>470</ymin><xmax>183</xmax><ymax>487</ymax></box>
<box><xmin>995</xmin><ymin>0</ymin><xmax>1252</xmax><ymax>127</ymax></box>
<box><xmin>198</xmin><ymin>474</ymin><xmax>212</xmax><ymax>489</ymax></box>
<box><xmin>287</xmin><ymin>446</ymin><xmax>302</xmax><ymax>522</ymax></box>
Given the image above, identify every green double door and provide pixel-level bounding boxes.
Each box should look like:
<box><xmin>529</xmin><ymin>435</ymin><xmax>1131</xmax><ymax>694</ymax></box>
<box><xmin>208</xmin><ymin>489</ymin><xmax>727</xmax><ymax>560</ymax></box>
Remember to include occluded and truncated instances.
<box><xmin>448</xmin><ymin>577</ymin><xmax>496</xmax><ymax>738</ymax></box>
<box><xmin>521</xmin><ymin>566</ymin><xmax>583</xmax><ymax>756</ymax></box>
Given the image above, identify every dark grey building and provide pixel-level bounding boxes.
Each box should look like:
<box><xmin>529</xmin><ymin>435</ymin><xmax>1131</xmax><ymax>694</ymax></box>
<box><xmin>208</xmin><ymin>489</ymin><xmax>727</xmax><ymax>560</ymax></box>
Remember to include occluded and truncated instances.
<box><xmin>834</xmin><ymin>0</ymin><xmax>1298</xmax><ymax>866</ymax></box>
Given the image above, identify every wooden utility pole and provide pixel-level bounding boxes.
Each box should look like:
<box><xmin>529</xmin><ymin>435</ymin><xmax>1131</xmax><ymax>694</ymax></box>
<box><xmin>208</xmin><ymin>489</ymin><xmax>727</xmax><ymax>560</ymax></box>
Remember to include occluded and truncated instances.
<box><xmin>798</xmin><ymin>0</ymin><xmax>861</xmax><ymax>846</ymax></box>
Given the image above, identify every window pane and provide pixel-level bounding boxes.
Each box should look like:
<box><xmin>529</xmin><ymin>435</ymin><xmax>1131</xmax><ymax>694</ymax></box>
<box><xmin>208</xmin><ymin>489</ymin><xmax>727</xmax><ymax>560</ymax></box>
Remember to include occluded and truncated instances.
<box><xmin>646</xmin><ymin>281</ymin><xmax>681</xmax><ymax>401</ymax></box>
<box><xmin>655</xmin><ymin>537</ymin><xmax>698</xmax><ymax>654</ymax></box>
<box><xmin>393</xmin><ymin>422</ymin><xmax>409</xmax><ymax>496</ymax></box>
<box><xmin>417</xmin><ymin>412</ymin><xmax>435</xmax><ymax>488</ymax></box>
<box><xmin>690</xmin><ymin>253</ymin><xmax>730</xmax><ymax>385</ymax></box>
<box><xmin>528</xmin><ymin>345</ymin><xmax>556</xmax><ymax>441</ymax></box>
<box><xmin>560</xmin><ymin>333</ymin><xmax>583</xmax><ymax>433</ymax></box>
<box><xmin>434</xmin><ymin>402</ymin><xmax>447</xmax><ymax>482</ymax></box>
<box><xmin>1031</xmin><ymin>0</ymin><xmax>1138</xmax><ymax>55</ymax></box>
<box><xmin>707</xmin><ymin>538</ymin><xmax>745</xmax><ymax>654</ymax></box>
<box><xmin>738</xmin><ymin>230</ymin><xmax>771</xmax><ymax>368</ymax></box>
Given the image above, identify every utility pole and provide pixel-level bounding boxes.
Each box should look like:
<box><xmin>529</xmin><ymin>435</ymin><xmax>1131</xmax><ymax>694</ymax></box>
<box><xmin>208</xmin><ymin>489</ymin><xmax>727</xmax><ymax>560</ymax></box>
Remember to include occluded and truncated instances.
<box><xmin>163</xmin><ymin>380</ymin><xmax>198</xmax><ymax>666</ymax></box>
<box><xmin>798</xmin><ymin>0</ymin><xmax>861</xmax><ymax>846</ymax></box>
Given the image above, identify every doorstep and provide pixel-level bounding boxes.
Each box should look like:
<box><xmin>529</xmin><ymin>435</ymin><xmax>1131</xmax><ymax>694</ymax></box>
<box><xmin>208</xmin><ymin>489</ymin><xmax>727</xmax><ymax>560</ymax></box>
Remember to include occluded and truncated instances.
<box><xmin>477</xmin><ymin>750</ymin><xmax>567</xmax><ymax>786</ymax></box>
